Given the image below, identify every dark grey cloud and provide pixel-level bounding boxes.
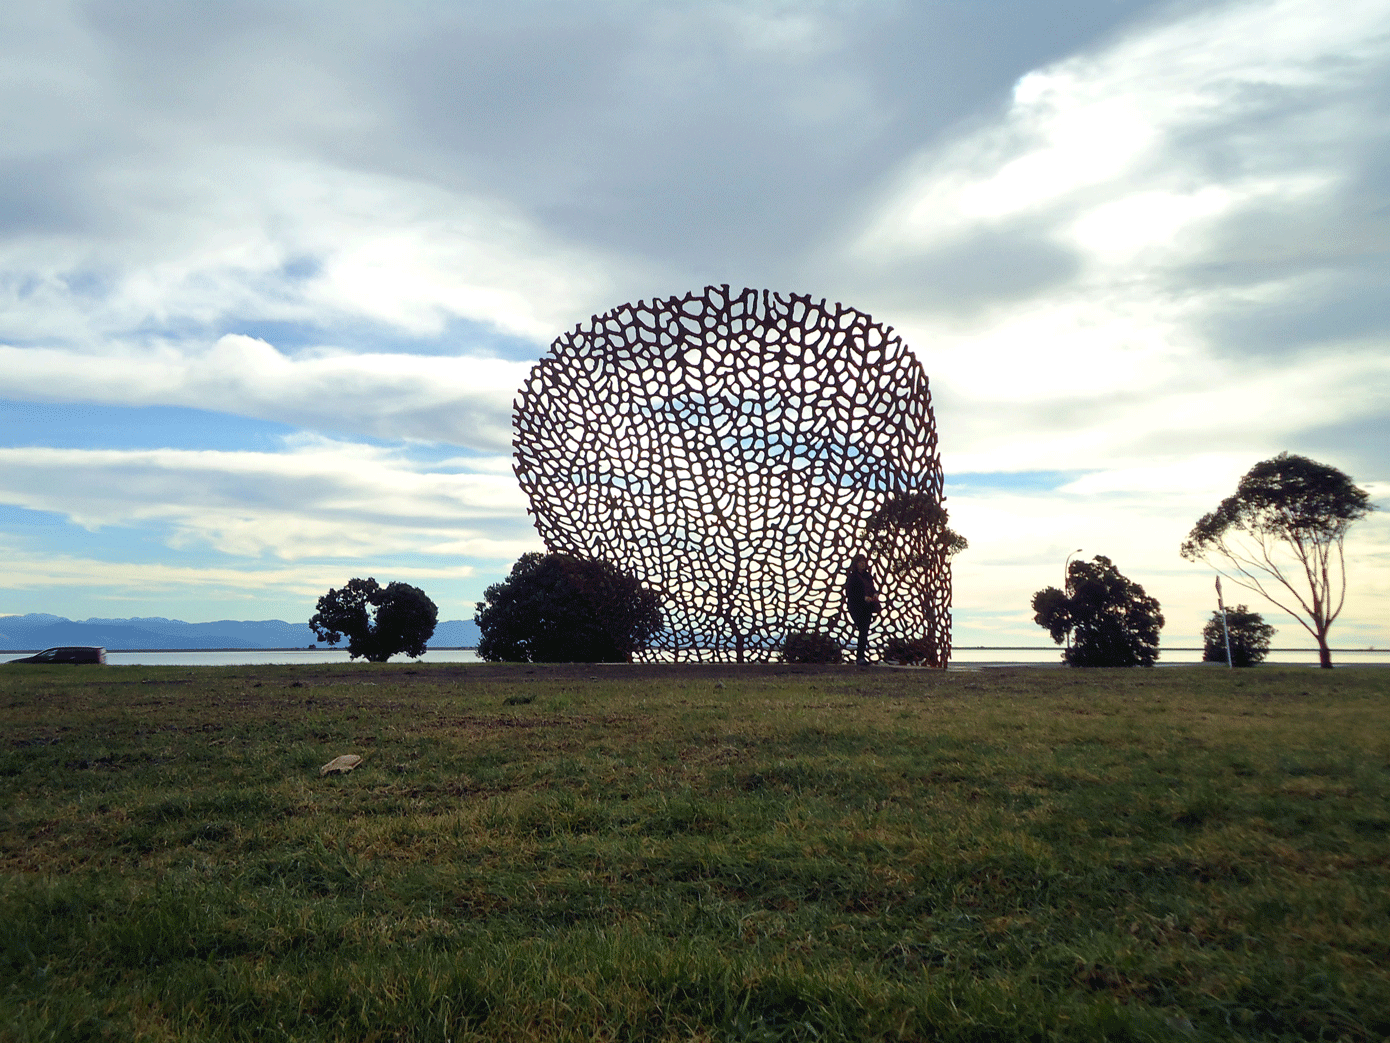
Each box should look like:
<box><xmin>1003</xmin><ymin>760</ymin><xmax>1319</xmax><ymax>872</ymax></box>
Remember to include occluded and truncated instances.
<box><xmin>21</xmin><ymin>0</ymin><xmax>1175</xmax><ymax>281</ymax></box>
<box><xmin>1200</xmin><ymin>260</ymin><xmax>1390</xmax><ymax>357</ymax></box>
<box><xmin>1294</xmin><ymin>415</ymin><xmax>1390</xmax><ymax>485</ymax></box>
<box><xmin>849</xmin><ymin>227</ymin><xmax>1082</xmax><ymax>316</ymax></box>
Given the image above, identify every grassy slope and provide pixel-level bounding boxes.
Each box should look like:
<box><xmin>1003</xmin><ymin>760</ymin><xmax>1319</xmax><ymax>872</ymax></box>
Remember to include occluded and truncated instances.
<box><xmin>2</xmin><ymin>664</ymin><xmax>1388</xmax><ymax>1042</ymax></box>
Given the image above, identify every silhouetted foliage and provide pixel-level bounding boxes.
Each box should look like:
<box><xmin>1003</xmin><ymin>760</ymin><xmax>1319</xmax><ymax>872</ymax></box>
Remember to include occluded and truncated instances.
<box><xmin>1032</xmin><ymin>555</ymin><xmax>1164</xmax><ymax>667</ymax></box>
<box><xmin>864</xmin><ymin>493</ymin><xmax>968</xmax><ymax>572</ymax></box>
<box><xmin>780</xmin><ymin>631</ymin><xmax>844</xmax><ymax>664</ymax></box>
<box><xmin>310</xmin><ymin>578</ymin><xmax>438</xmax><ymax>662</ymax></box>
<box><xmin>859</xmin><ymin>493</ymin><xmax>964</xmax><ymax>668</ymax></box>
<box><xmin>1182</xmin><ymin>453</ymin><xmax>1374</xmax><ymax>668</ymax></box>
<box><xmin>1202</xmin><ymin>605</ymin><xmax>1275</xmax><ymax>667</ymax></box>
<box><xmin>474</xmin><ymin>553</ymin><xmax>663</xmax><ymax>663</ymax></box>
<box><xmin>883</xmin><ymin>636</ymin><xmax>939</xmax><ymax>666</ymax></box>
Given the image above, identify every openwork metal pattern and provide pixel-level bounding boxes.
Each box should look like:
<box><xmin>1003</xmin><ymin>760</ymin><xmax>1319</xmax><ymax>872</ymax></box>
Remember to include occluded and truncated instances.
<box><xmin>514</xmin><ymin>285</ymin><xmax>951</xmax><ymax>664</ymax></box>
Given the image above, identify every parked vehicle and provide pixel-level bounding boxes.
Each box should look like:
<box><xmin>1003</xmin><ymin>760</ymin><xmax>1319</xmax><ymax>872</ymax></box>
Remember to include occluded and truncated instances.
<box><xmin>5</xmin><ymin>646</ymin><xmax>107</xmax><ymax>664</ymax></box>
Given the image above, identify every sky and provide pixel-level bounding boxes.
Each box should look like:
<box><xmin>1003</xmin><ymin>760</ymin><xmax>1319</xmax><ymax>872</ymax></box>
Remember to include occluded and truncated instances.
<box><xmin>1</xmin><ymin>0</ymin><xmax>1387</xmax><ymax>649</ymax></box>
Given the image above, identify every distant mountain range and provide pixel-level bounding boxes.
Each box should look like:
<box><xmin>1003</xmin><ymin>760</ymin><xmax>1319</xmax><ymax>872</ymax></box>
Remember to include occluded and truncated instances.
<box><xmin>0</xmin><ymin>613</ymin><xmax>480</xmax><ymax>651</ymax></box>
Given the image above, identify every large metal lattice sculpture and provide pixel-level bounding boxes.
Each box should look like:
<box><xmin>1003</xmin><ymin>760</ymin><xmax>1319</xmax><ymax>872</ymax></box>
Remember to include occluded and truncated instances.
<box><xmin>513</xmin><ymin>285</ymin><xmax>953</xmax><ymax>664</ymax></box>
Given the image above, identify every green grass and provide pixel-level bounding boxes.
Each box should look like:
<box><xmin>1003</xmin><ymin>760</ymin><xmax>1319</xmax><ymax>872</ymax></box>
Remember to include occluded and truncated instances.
<box><xmin>2</xmin><ymin>663</ymin><xmax>1389</xmax><ymax>1041</ymax></box>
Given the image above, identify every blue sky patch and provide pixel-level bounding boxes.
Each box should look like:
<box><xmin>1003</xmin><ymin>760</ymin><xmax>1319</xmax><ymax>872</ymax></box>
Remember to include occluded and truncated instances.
<box><xmin>0</xmin><ymin>400</ymin><xmax>300</xmax><ymax>453</ymax></box>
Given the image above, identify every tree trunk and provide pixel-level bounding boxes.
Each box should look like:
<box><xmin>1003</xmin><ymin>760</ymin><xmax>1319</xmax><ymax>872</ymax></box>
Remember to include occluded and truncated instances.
<box><xmin>1318</xmin><ymin>637</ymin><xmax>1333</xmax><ymax>669</ymax></box>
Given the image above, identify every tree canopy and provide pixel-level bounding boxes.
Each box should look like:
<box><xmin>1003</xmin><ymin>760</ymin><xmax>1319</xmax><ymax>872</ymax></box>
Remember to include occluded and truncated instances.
<box><xmin>1181</xmin><ymin>453</ymin><xmax>1374</xmax><ymax>668</ymax></box>
<box><xmin>1032</xmin><ymin>555</ymin><xmax>1164</xmax><ymax>667</ymax></box>
<box><xmin>309</xmin><ymin>578</ymin><xmax>438</xmax><ymax>662</ymax></box>
<box><xmin>863</xmin><ymin>493</ymin><xmax>968</xmax><ymax>571</ymax></box>
<box><xmin>474</xmin><ymin>553</ymin><xmax>663</xmax><ymax>663</ymax></box>
<box><xmin>1202</xmin><ymin>604</ymin><xmax>1275</xmax><ymax>667</ymax></box>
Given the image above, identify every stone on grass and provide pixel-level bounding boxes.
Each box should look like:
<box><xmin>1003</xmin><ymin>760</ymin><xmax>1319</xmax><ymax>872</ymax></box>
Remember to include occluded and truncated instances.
<box><xmin>319</xmin><ymin>754</ymin><xmax>363</xmax><ymax>776</ymax></box>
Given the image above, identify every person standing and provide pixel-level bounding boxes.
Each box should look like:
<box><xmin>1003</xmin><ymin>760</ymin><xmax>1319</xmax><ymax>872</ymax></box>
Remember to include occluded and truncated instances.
<box><xmin>845</xmin><ymin>554</ymin><xmax>880</xmax><ymax>665</ymax></box>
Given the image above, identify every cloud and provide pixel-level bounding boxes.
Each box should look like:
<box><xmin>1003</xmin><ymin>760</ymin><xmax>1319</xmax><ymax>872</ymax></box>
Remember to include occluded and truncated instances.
<box><xmin>0</xmin><ymin>153</ymin><xmax>618</xmax><ymax>347</ymax></box>
<box><xmin>935</xmin><ymin>346</ymin><xmax>1390</xmax><ymax>474</ymax></box>
<box><xmin>0</xmin><ymin>441</ymin><xmax>540</xmax><ymax>561</ymax></box>
<box><xmin>861</xmin><ymin>0</ymin><xmax>1388</xmax><ymax>258</ymax></box>
<box><xmin>839</xmin><ymin>0</ymin><xmax>1390</xmax><ymax>495</ymax></box>
<box><xmin>0</xmin><ymin>335</ymin><xmax>531</xmax><ymax>450</ymax></box>
<box><xmin>0</xmin><ymin>549</ymin><xmax>476</xmax><ymax>598</ymax></box>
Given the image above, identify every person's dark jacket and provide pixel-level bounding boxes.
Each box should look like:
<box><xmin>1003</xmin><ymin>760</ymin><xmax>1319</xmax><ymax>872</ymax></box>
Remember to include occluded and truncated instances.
<box><xmin>846</xmin><ymin>568</ymin><xmax>879</xmax><ymax>625</ymax></box>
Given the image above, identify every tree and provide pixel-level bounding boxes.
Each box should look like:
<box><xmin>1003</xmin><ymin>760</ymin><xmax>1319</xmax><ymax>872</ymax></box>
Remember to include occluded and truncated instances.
<box><xmin>860</xmin><ymin>493</ymin><xmax>967</xmax><ymax>668</ymax></box>
<box><xmin>310</xmin><ymin>578</ymin><xmax>438</xmax><ymax>662</ymax></box>
<box><xmin>474</xmin><ymin>553</ymin><xmax>663</xmax><ymax>663</ymax></box>
<box><xmin>1181</xmin><ymin>453</ymin><xmax>1374</xmax><ymax>669</ymax></box>
<box><xmin>1032</xmin><ymin>555</ymin><xmax>1164</xmax><ymax>667</ymax></box>
<box><xmin>863</xmin><ymin>493</ymin><xmax>968</xmax><ymax>572</ymax></box>
<box><xmin>1202</xmin><ymin>604</ymin><xmax>1275</xmax><ymax>667</ymax></box>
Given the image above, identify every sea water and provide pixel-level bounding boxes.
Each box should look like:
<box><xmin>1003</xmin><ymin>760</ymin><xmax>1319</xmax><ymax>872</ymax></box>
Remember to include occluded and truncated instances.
<box><xmin>88</xmin><ymin>647</ymin><xmax>1390</xmax><ymax>667</ymax></box>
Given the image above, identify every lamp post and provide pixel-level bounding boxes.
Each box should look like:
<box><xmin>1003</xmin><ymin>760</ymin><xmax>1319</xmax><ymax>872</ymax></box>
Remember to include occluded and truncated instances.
<box><xmin>1216</xmin><ymin>575</ymin><xmax>1233</xmax><ymax>669</ymax></box>
<box><xmin>1063</xmin><ymin>548</ymin><xmax>1082</xmax><ymax>652</ymax></box>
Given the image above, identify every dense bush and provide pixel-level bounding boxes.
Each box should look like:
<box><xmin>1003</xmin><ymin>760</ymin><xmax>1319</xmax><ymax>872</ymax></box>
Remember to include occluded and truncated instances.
<box><xmin>475</xmin><ymin>552</ymin><xmax>662</xmax><ymax>662</ymax></box>
<box><xmin>883</xmin><ymin>637</ymin><xmax>939</xmax><ymax>666</ymax></box>
<box><xmin>780</xmin><ymin>631</ymin><xmax>844</xmax><ymax>664</ymax></box>
<box><xmin>1202</xmin><ymin>604</ymin><xmax>1275</xmax><ymax>667</ymax></box>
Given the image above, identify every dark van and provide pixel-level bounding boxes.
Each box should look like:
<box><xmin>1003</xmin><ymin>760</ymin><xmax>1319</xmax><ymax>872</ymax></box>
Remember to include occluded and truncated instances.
<box><xmin>6</xmin><ymin>646</ymin><xmax>107</xmax><ymax>665</ymax></box>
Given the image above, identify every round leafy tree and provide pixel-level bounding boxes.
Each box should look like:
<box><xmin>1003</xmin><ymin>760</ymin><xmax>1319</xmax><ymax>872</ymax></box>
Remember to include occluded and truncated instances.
<box><xmin>513</xmin><ymin>286</ymin><xmax>953</xmax><ymax>664</ymax></box>
<box><xmin>1032</xmin><ymin>555</ymin><xmax>1164</xmax><ymax>667</ymax></box>
<box><xmin>474</xmin><ymin>552</ymin><xmax>663</xmax><ymax>663</ymax></box>
<box><xmin>310</xmin><ymin>578</ymin><xmax>438</xmax><ymax>662</ymax></box>
<box><xmin>1182</xmin><ymin>453</ymin><xmax>1374</xmax><ymax>668</ymax></box>
<box><xmin>1202</xmin><ymin>605</ymin><xmax>1275</xmax><ymax>667</ymax></box>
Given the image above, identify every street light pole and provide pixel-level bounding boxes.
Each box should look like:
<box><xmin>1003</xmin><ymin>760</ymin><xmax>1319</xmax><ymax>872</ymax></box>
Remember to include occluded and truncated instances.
<box><xmin>1216</xmin><ymin>575</ymin><xmax>1233</xmax><ymax>669</ymax></box>
<box><xmin>1063</xmin><ymin>548</ymin><xmax>1082</xmax><ymax>652</ymax></box>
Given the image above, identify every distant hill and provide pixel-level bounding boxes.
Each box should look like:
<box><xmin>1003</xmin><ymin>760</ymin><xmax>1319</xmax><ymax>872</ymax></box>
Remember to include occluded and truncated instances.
<box><xmin>0</xmin><ymin>614</ymin><xmax>480</xmax><ymax>651</ymax></box>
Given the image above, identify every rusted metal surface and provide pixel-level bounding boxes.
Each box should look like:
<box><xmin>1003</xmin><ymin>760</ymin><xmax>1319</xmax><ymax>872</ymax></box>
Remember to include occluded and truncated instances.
<box><xmin>514</xmin><ymin>285</ymin><xmax>952</xmax><ymax>665</ymax></box>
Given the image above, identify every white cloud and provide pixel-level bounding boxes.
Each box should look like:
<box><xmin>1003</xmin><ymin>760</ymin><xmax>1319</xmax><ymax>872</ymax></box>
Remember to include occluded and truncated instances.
<box><xmin>0</xmin><ymin>334</ymin><xmax>532</xmax><ymax>450</ymax></box>
<box><xmin>863</xmin><ymin>0</ymin><xmax>1388</xmax><ymax>254</ymax></box>
<box><xmin>935</xmin><ymin>345</ymin><xmax>1390</xmax><ymax>474</ymax></box>
<box><xmin>0</xmin><ymin>151</ymin><xmax>618</xmax><ymax>347</ymax></box>
<box><xmin>0</xmin><ymin>442</ymin><xmax>540</xmax><ymax>561</ymax></box>
<box><xmin>0</xmin><ymin>551</ymin><xmax>475</xmax><ymax>597</ymax></box>
<box><xmin>843</xmin><ymin>0</ymin><xmax>1390</xmax><ymax>491</ymax></box>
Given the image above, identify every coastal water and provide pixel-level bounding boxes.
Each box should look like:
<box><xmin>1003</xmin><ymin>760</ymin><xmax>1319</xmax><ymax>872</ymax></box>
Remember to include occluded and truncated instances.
<box><xmin>78</xmin><ymin>647</ymin><xmax>1390</xmax><ymax>667</ymax></box>
<box><xmin>99</xmin><ymin>649</ymin><xmax>483</xmax><ymax>666</ymax></box>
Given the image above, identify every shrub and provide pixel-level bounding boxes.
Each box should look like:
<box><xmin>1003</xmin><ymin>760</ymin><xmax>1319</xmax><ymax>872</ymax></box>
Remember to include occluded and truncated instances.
<box><xmin>1202</xmin><ymin>605</ymin><xmax>1275</xmax><ymax>667</ymax></box>
<box><xmin>883</xmin><ymin>637</ymin><xmax>939</xmax><ymax>666</ymax></box>
<box><xmin>781</xmin><ymin>631</ymin><xmax>844</xmax><ymax>664</ymax></box>
<box><xmin>474</xmin><ymin>553</ymin><xmax>662</xmax><ymax>663</ymax></box>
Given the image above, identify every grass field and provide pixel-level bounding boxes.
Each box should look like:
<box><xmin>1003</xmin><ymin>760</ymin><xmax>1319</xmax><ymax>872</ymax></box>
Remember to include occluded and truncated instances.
<box><xmin>3</xmin><ymin>663</ymin><xmax>1389</xmax><ymax>1042</ymax></box>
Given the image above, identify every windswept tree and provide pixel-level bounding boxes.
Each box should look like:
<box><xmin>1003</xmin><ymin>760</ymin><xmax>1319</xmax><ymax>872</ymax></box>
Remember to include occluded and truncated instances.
<box><xmin>1032</xmin><ymin>555</ymin><xmax>1164</xmax><ymax>667</ymax></box>
<box><xmin>310</xmin><ymin>578</ymin><xmax>438</xmax><ymax>662</ymax></box>
<box><xmin>475</xmin><ymin>553</ymin><xmax>663</xmax><ymax>663</ymax></box>
<box><xmin>1181</xmin><ymin>453</ymin><xmax>1374</xmax><ymax>668</ymax></box>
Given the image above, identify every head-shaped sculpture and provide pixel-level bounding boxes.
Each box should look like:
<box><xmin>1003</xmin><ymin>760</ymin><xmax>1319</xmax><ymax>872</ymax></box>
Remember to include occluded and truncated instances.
<box><xmin>514</xmin><ymin>285</ymin><xmax>952</xmax><ymax>664</ymax></box>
